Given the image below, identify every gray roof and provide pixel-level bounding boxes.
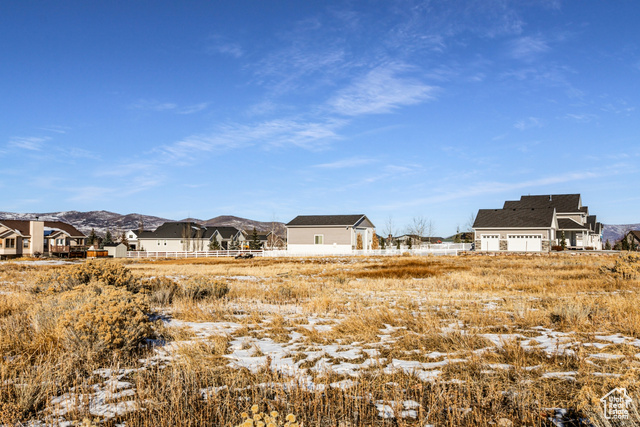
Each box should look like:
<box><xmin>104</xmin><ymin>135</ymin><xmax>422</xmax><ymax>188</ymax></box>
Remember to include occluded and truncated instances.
<box><xmin>557</xmin><ymin>218</ymin><xmax>587</xmax><ymax>230</ymax></box>
<box><xmin>503</xmin><ymin>194</ymin><xmax>582</xmax><ymax>213</ymax></box>
<box><xmin>0</xmin><ymin>219</ymin><xmax>85</xmax><ymax>238</ymax></box>
<box><xmin>138</xmin><ymin>222</ymin><xmax>216</xmax><ymax>239</ymax></box>
<box><xmin>286</xmin><ymin>214</ymin><xmax>373</xmax><ymax>227</ymax></box>
<box><xmin>473</xmin><ymin>208</ymin><xmax>555</xmax><ymax>228</ymax></box>
<box><xmin>215</xmin><ymin>226</ymin><xmax>241</xmax><ymax>239</ymax></box>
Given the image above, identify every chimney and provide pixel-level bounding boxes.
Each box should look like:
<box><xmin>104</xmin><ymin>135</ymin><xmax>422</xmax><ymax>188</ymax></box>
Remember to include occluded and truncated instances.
<box><xmin>29</xmin><ymin>219</ymin><xmax>44</xmax><ymax>256</ymax></box>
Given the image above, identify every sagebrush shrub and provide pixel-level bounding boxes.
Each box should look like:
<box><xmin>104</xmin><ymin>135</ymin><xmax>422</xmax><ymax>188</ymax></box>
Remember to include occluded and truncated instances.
<box><xmin>35</xmin><ymin>260</ymin><xmax>136</xmax><ymax>293</ymax></box>
<box><xmin>143</xmin><ymin>276</ymin><xmax>179</xmax><ymax>305</ymax></box>
<box><xmin>58</xmin><ymin>283</ymin><xmax>151</xmax><ymax>358</ymax></box>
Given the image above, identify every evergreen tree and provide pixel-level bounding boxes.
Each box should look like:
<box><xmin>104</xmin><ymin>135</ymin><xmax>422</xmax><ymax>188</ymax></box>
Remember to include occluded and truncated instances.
<box><xmin>209</xmin><ymin>239</ymin><xmax>221</xmax><ymax>250</ymax></box>
<box><xmin>407</xmin><ymin>237</ymin><xmax>412</xmax><ymax>250</ymax></box>
<box><xmin>249</xmin><ymin>228</ymin><xmax>261</xmax><ymax>250</ymax></box>
<box><xmin>120</xmin><ymin>231</ymin><xmax>129</xmax><ymax>249</ymax></box>
<box><xmin>605</xmin><ymin>239</ymin><xmax>612</xmax><ymax>250</ymax></box>
<box><xmin>621</xmin><ymin>236</ymin><xmax>629</xmax><ymax>251</ymax></box>
<box><xmin>87</xmin><ymin>228</ymin><xmax>98</xmax><ymax>247</ymax></box>
<box><xmin>371</xmin><ymin>230</ymin><xmax>379</xmax><ymax>250</ymax></box>
<box><xmin>396</xmin><ymin>239</ymin><xmax>400</xmax><ymax>250</ymax></box>
<box><xmin>380</xmin><ymin>236</ymin><xmax>385</xmax><ymax>250</ymax></box>
<box><xmin>104</xmin><ymin>229</ymin><xmax>113</xmax><ymax>245</ymax></box>
<box><xmin>560</xmin><ymin>231</ymin><xmax>567</xmax><ymax>250</ymax></box>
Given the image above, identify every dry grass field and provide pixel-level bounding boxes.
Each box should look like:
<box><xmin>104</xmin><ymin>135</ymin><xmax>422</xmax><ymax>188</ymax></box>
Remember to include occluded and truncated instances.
<box><xmin>1</xmin><ymin>253</ymin><xmax>639</xmax><ymax>426</ymax></box>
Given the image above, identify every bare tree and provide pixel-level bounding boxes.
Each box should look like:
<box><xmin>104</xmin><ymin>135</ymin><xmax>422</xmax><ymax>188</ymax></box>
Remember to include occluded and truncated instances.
<box><xmin>465</xmin><ymin>212</ymin><xmax>476</xmax><ymax>232</ymax></box>
<box><xmin>181</xmin><ymin>222</ymin><xmax>192</xmax><ymax>251</ymax></box>
<box><xmin>407</xmin><ymin>216</ymin><xmax>428</xmax><ymax>247</ymax></box>
<box><xmin>383</xmin><ymin>216</ymin><xmax>395</xmax><ymax>247</ymax></box>
<box><xmin>268</xmin><ymin>214</ymin><xmax>279</xmax><ymax>250</ymax></box>
<box><xmin>195</xmin><ymin>227</ymin><xmax>203</xmax><ymax>251</ymax></box>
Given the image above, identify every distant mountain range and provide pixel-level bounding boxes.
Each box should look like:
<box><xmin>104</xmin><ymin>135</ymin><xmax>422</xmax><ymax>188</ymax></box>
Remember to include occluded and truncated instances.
<box><xmin>0</xmin><ymin>210</ymin><xmax>635</xmax><ymax>243</ymax></box>
<box><xmin>603</xmin><ymin>223</ymin><xmax>640</xmax><ymax>244</ymax></box>
<box><xmin>0</xmin><ymin>211</ymin><xmax>285</xmax><ymax>237</ymax></box>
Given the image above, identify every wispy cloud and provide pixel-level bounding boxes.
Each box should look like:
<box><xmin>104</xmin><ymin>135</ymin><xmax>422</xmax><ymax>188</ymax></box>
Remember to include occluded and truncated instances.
<box><xmin>130</xmin><ymin>99</ymin><xmax>177</xmax><ymax>111</ymax></box>
<box><xmin>565</xmin><ymin>113</ymin><xmax>598</xmax><ymax>123</ymax></box>
<box><xmin>509</xmin><ymin>35</ymin><xmax>550</xmax><ymax>61</ymax></box>
<box><xmin>8</xmin><ymin>136</ymin><xmax>50</xmax><ymax>151</ymax></box>
<box><xmin>178</xmin><ymin>103</ymin><xmax>209</xmax><ymax>115</ymax></box>
<box><xmin>159</xmin><ymin>117</ymin><xmax>345</xmax><ymax>160</ymax></box>
<box><xmin>514</xmin><ymin>117</ymin><xmax>542</xmax><ymax>130</ymax></box>
<box><xmin>129</xmin><ymin>99</ymin><xmax>208</xmax><ymax>114</ymax></box>
<box><xmin>38</xmin><ymin>125</ymin><xmax>70</xmax><ymax>134</ymax></box>
<box><xmin>328</xmin><ymin>63</ymin><xmax>436</xmax><ymax>116</ymax></box>
<box><xmin>313</xmin><ymin>157</ymin><xmax>375</xmax><ymax>169</ymax></box>
<box><xmin>378</xmin><ymin>169</ymin><xmax>607</xmax><ymax>210</ymax></box>
<box><xmin>206</xmin><ymin>35</ymin><xmax>244</xmax><ymax>58</ymax></box>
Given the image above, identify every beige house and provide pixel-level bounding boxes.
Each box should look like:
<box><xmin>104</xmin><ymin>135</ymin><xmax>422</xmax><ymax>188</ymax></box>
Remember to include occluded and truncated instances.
<box><xmin>473</xmin><ymin>194</ymin><xmax>603</xmax><ymax>252</ymax></box>
<box><xmin>286</xmin><ymin>214</ymin><xmax>375</xmax><ymax>254</ymax></box>
<box><xmin>0</xmin><ymin>219</ymin><xmax>86</xmax><ymax>259</ymax></box>
<box><xmin>136</xmin><ymin>222</ymin><xmax>245</xmax><ymax>251</ymax></box>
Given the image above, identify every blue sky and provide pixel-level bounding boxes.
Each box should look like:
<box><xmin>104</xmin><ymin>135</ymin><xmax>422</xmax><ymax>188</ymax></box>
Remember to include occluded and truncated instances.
<box><xmin>1</xmin><ymin>1</ymin><xmax>639</xmax><ymax>235</ymax></box>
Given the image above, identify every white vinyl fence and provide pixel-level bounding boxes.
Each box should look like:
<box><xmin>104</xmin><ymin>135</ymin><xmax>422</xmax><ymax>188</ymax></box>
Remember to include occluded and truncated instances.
<box><xmin>126</xmin><ymin>243</ymin><xmax>471</xmax><ymax>259</ymax></box>
<box><xmin>126</xmin><ymin>250</ymin><xmax>264</xmax><ymax>259</ymax></box>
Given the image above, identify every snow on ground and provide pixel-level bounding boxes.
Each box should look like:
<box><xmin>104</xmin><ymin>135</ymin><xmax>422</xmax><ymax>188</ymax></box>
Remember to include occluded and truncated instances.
<box><xmin>37</xmin><ymin>300</ymin><xmax>640</xmax><ymax>423</ymax></box>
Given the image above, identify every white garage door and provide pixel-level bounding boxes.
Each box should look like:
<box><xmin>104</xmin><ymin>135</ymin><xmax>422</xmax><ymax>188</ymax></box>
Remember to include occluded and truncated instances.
<box><xmin>481</xmin><ymin>235</ymin><xmax>500</xmax><ymax>251</ymax></box>
<box><xmin>507</xmin><ymin>235</ymin><xmax>542</xmax><ymax>252</ymax></box>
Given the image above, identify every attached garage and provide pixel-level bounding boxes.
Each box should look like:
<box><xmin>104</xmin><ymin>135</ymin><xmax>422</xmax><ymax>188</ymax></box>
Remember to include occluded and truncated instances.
<box><xmin>480</xmin><ymin>235</ymin><xmax>500</xmax><ymax>251</ymax></box>
<box><xmin>507</xmin><ymin>234</ymin><xmax>542</xmax><ymax>252</ymax></box>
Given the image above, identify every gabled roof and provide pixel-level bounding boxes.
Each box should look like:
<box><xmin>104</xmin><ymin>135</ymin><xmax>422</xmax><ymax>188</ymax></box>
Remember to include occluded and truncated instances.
<box><xmin>627</xmin><ymin>230</ymin><xmax>640</xmax><ymax>242</ymax></box>
<box><xmin>473</xmin><ymin>207</ymin><xmax>555</xmax><ymax>228</ymax></box>
<box><xmin>557</xmin><ymin>218</ymin><xmax>587</xmax><ymax>230</ymax></box>
<box><xmin>137</xmin><ymin>222</ymin><xmax>241</xmax><ymax>240</ymax></box>
<box><xmin>503</xmin><ymin>194</ymin><xmax>582</xmax><ymax>213</ymax></box>
<box><xmin>0</xmin><ymin>220</ymin><xmax>85</xmax><ymax>238</ymax></box>
<box><xmin>286</xmin><ymin>214</ymin><xmax>373</xmax><ymax>227</ymax></box>
<box><xmin>215</xmin><ymin>226</ymin><xmax>242</xmax><ymax>239</ymax></box>
<box><xmin>139</xmin><ymin>221</ymin><xmax>209</xmax><ymax>239</ymax></box>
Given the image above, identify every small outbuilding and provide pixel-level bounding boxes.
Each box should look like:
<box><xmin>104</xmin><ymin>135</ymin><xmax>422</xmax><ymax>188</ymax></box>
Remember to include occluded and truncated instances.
<box><xmin>104</xmin><ymin>242</ymin><xmax>127</xmax><ymax>258</ymax></box>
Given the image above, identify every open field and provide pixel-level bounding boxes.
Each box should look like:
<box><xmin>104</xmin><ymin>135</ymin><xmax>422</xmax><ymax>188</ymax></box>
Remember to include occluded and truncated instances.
<box><xmin>1</xmin><ymin>254</ymin><xmax>639</xmax><ymax>426</ymax></box>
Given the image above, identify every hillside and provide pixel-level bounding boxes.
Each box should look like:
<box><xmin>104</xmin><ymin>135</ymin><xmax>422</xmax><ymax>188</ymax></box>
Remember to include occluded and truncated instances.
<box><xmin>0</xmin><ymin>211</ymin><xmax>286</xmax><ymax>237</ymax></box>
<box><xmin>603</xmin><ymin>223</ymin><xmax>640</xmax><ymax>244</ymax></box>
<box><xmin>0</xmin><ymin>211</ymin><xmax>170</xmax><ymax>236</ymax></box>
<box><xmin>202</xmin><ymin>215</ymin><xmax>286</xmax><ymax>235</ymax></box>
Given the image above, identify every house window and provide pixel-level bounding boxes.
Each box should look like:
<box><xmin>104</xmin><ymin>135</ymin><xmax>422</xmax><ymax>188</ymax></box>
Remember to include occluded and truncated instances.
<box><xmin>56</xmin><ymin>238</ymin><xmax>64</xmax><ymax>245</ymax></box>
<box><xmin>23</xmin><ymin>239</ymin><xmax>30</xmax><ymax>248</ymax></box>
<box><xmin>314</xmin><ymin>235</ymin><xmax>324</xmax><ymax>245</ymax></box>
<box><xmin>5</xmin><ymin>238</ymin><xmax>15</xmax><ymax>249</ymax></box>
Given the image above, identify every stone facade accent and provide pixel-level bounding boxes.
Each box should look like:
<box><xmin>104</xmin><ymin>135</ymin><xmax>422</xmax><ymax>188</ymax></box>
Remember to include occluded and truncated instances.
<box><xmin>542</xmin><ymin>239</ymin><xmax>551</xmax><ymax>252</ymax></box>
<box><xmin>499</xmin><ymin>240</ymin><xmax>507</xmax><ymax>251</ymax></box>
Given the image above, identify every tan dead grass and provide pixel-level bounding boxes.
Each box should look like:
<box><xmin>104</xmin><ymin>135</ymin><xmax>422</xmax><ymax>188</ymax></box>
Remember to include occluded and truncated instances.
<box><xmin>0</xmin><ymin>253</ymin><xmax>638</xmax><ymax>425</ymax></box>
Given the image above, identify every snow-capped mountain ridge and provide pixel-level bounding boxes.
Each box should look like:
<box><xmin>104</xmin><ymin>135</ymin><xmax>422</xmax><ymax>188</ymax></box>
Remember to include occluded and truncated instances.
<box><xmin>0</xmin><ymin>211</ymin><xmax>286</xmax><ymax>237</ymax></box>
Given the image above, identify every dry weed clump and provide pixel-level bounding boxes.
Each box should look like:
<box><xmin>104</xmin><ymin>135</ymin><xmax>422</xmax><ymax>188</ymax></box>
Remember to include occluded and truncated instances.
<box><xmin>142</xmin><ymin>276</ymin><xmax>180</xmax><ymax>305</ymax></box>
<box><xmin>601</xmin><ymin>253</ymin><xmax>640</xmax><ymax>280</ymax></box>
<box><xmin>57</xmin><ymin>283</ymin><xmax>151</xmax><ymax>358</ymax></box>
<box><xmin>350</xmin><ymin>258</ymin><xmax>468</xmax><ymax>279</ymax></box>
<box><xmin>179</xmin><ymin>276</ymin><xmax>229</xmax><ymax>301</ymax></box>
